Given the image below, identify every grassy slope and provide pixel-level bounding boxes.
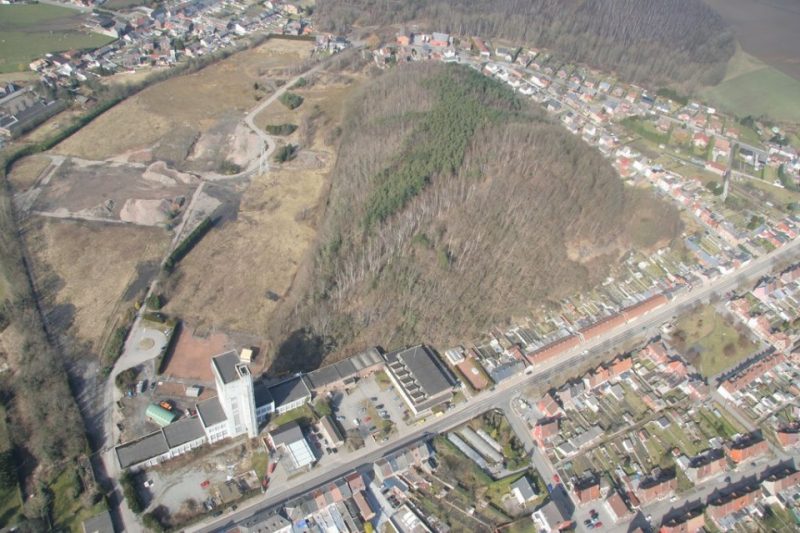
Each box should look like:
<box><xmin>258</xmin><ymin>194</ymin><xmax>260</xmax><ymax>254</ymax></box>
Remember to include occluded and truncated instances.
<box><xmin>701</xmin><ymin>47</ymin><xmax>800</xmax><ymax>122</ymax></box>
<box><xmin>0</xmin><ymin>4</ymin><xmax>113</xmax><ymax>73</ymax></box>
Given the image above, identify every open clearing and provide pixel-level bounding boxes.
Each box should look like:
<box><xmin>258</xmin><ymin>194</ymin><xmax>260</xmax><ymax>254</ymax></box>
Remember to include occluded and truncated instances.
<box><xmin>672</xmin><ymin>305</ymin><xmax>760</xmax><ymax>378</ymax></box>
<box><xmin>163</xmin><ymin>74</ymin><xmax>358</xmax><ymax>337</ymax></box>
<box><xmin>25</xmin><ymin>218</ymin><xmax>169</xmax><ymax>356</ymax></box>
<box><xmin>53</xmin><ymin>38</ymin><xmax>314</xmax><ymax>161</ymax></box>
<box><xmin>7</xmin><ymin>155</ymin><xmax>51</xmax><ymax>190</ymax></box>
<box><xmin>701</xmin><ymin>59</ymin><xmax>800</xmax><ymax>123</ymax></box>
<box><xmin>705</xmin><ymin>0</ymin><xmax>800</xmax><ymax>82</ymax></box>
<box><xmin>0</xmin><ymin>4</ymin><xmax>112</xmax><ymax>73</ymax></box>
<box><xmin>162</xmin><ymin>325</ymin><xmax>231</xmax><ymax>382</ymax></box>
<box><xmin>31</xmin><ymin>157</ymin><xmax>199</xmax><ymax>225</ymax></box>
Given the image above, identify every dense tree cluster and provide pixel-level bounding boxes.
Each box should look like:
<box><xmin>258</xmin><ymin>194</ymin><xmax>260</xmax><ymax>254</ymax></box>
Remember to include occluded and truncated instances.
<box><xmin>315</xmin><ymin>0</ymin><xmax>734</xmax><ymax>89</ymax></box>
<box><xmin>277</xmin><ymin>64</ymin><xmax>681</xmax><ymax>363</ymax></box>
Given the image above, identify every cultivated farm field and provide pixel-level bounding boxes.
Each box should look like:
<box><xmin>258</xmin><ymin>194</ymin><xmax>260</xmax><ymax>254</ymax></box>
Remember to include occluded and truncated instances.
<box><xmin>697</xmin><ymin>32</ymin><xmax>800</xmax><ymax>123</ymax></box>
<box><xmin>0</xmin><ymin>4</ymin><xmax>112</xmax><ymax>73</ymax></box>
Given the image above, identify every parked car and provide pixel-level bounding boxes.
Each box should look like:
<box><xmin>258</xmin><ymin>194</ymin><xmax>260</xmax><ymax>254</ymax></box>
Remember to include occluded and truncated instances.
<box><xmin>200</xmin><ymin>480</ymin><xmax>210</xmax><ymax>488</ymax></box>
<box><xmin>160</xmin><ymin>400</ymin><xmax>173</xmax><ymax>411</ymax></box>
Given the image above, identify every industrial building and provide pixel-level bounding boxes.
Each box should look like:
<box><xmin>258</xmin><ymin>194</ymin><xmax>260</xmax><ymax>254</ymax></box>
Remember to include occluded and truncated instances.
<box><xmin>382</xmin><ymin>345</ymin><xmax>456</xmax><ymax>415</ymax></box>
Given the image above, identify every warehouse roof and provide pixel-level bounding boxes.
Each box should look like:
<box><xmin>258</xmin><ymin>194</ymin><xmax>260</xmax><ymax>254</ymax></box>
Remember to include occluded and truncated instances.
<box><xmin>305</xmin><ymin>364</ymin><xmax>342</xmax><ymax>390</ymax></box>
<box><xmin>212</xmin><ymin>350</ymin><xmax>242</xmax><ymax>384</ymax></box>
<box><xmin>163</xmin><ymin>417</ymin><xmax>205</xmax><ymax>448</ymax></box>
<box><xmin>384</xmin><ymin>345</ymin><xmax>454</xmax><ymax>409</ymax></box>
<box><xmin>115</xmin><ymin>430</ymin><xmax>169</xmax><ymax>469</ymax></box>
<box><xmin>197</xmin><ymin>396</ymin><xmax>227</xmax><ymax>428</ymax></box>
<box><xmin>348</xmin><ymin>347</ymin><xmax>383</xmax><ymax>371</ymax></box>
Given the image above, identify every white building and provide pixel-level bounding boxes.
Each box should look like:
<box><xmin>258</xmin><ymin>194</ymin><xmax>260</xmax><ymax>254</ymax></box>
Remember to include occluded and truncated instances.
<box><xmin>212</xmin><ymin>351</ymin><xmax>258</xmax><ymax>438</ymax></box>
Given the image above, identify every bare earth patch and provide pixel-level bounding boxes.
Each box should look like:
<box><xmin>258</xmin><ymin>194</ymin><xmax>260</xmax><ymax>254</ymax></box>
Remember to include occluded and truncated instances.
<box><xmin>162</xmin><ymin>325</ymin><xmax>232</xmax><ymax>383</ymax></box>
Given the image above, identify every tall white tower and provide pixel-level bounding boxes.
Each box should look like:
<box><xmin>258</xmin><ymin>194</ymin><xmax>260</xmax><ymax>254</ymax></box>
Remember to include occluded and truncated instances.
<box><xmin>211</xmin><ymin>351</ymin><xmax>258</xmax><ymax>438</ymax></box>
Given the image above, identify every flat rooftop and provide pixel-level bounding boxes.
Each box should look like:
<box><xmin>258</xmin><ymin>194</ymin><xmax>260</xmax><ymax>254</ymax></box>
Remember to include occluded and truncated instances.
<box><xmin>163</xmin><ymin>416</ymin><xmax>205</xmax><ymax>448</ymax></box>
<box><xmin>115</xmin><ymin>430</ymin><xmax>169</xmax><ymax>469</ymax></box>
<box><xmin>197</xmin><ymin>396</ymin><xmax>227</xmax><ymax>428</ymax></box>
<box><xmin>212</xmin><ymin>350</ymin><xmax>242</xmax><ymax>385</ymax></box>
<box><xmin>383</xmin><ymin>345</ymin><xmax>454</xmax><ymax>408</ymax></box>
<box><xmin>269</xmin><ymin>376</ymin><xmax>311</xmax><ymax>407</ymax></box>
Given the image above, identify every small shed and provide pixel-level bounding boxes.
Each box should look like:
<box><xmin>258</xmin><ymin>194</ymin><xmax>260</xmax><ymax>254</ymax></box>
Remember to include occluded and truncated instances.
<box><xmin>146</xmin><ymin>404</ymin><xmax>177</xmax><ymax>427</ymax></box>
<box><xmin>240</xmin><ymin>348</ymin><xmax>253</xmax><ymax>363</ymax></box>
<box><xmin>185</xmin><ymin>385</ymin><xmax>201</xmax><ymax>398</ymax></box>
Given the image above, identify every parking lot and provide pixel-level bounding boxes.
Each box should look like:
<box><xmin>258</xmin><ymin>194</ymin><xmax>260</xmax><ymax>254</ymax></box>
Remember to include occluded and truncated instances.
<box><xmin>329</xmin><ymin>374</ymin><xmax>409</xmax><ymax>448</ymax></box>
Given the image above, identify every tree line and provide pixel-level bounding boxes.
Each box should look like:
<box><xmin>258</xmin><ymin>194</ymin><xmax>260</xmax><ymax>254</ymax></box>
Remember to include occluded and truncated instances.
<box><xmin>314</xmin><ymin>0</ymin><xmax>735</xmax><ymax>90</ymax></box>
<box><xmin>275</xmin><ymin>63</ymin><xmax>682</xmax><ymax>364</ymax></box>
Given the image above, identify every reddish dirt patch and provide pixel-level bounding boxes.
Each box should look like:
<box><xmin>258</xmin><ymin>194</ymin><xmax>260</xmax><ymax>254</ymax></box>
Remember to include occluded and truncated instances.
<box><xmin>163</xmin><ymin>325</ymin><xmax>233</xmax><ymax>382</ymax></box>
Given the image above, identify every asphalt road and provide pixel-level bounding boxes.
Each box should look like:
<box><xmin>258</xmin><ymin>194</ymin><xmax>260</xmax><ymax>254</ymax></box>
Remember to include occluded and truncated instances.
<box><xmin>191</xmin><ymin>236</ymin><xmax>800</xmax><ymax>532</ymax></box>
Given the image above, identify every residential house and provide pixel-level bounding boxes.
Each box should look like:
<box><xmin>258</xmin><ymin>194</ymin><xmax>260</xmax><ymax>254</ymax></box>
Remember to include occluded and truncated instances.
<box><xmin>706</xmin><ymin>483</ymin><xmax>762</xmax><ymax>527</ymax></box>
<box><xmin>659</xmin><ymin>506</ymin><xmax>706</xmax><ymax>533</ymax></box>
<box><xmin>636</xmin><ymin>469</ymin><xmax>677</xmax><ymax>505</ymax></box>
<box><xmin>604</xmin><ymin>490</ymin><xmax>631</xmax><ymax>523</ymax></box>
<box><xmin>510</xmin><ymin>476</ymin><xmax>538</xmax><ymax>506</ymax></box>
<box><xmin>726</xmin><ymin>433</ymin><xmax>768</xmax><ymax>463</ymax></box>
<box><xmin>531</xmin><ymin>500</ymin><xmax>570</xmax><ymax>533</ymax></box>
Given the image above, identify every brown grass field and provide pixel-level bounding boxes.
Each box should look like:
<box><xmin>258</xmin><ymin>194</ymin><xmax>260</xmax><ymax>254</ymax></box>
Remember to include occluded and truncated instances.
<box><xmin>164</xmin><ymin>76</ymin><xmax>359</xmax><ymax>337</ymax></box>
<box><xmin>25</xmin><ymin>219</ymin><xmax>170</xmax><ymax>355</ymax></box>
<box><xmin>53</xmin><ymin>39</ymin><xmax>314</xmax><ymax>161</ymax></box>
<box><xmin>7</xmin><ymin>154</ymin><xmax>51</xmax><ymax>189</ymax></box>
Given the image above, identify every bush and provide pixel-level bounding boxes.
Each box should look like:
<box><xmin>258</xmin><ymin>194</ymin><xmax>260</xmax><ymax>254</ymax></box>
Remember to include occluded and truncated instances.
<box><xmin>156</xmin><ymin>320</ymin><xmax>181</xmax><ymax>375</ymax></box>
<box><xmin>142</xmin><ymin>311</ymin><xmax>166</xmax><ymax>323</ymax></box>
<box><xmin>274</xmin><ymin>144</ymin><xmax>298</xmax><ymax>163</ymax></box>
<box><xmin>314</xmin><ymin>398</ymin><xmax>332</xmax><ymax>417</ymax></box>
<box><xmin>0</xmin><ymin>450</ymin><xmax>17</xmax><ymax>489</ymax></box>
<box><xmin>142</xmin><ymin>512</ymin><xmax>166</xmax><ymax>532</ymax></box>
<box><xmin>115</xmin><ymin>367</ymin><xmax>139</xmax><ymax>391</ymax></box>
<box><xmin>218</xmin><ymin>160</ymin><xmax>242</xmax><ymax>175</ymax></box>
<box><xmin>104</xmin><ymin>325</ymin><xmax>130</xmax><ymax>363</ymax></box>
<box><xmin>146</xmin><ymin>294</ymin><xmax>163</xmax><ymax>310</ymax></box>
<box><xmin>292</xmin><ymin>77</ymin><xmax>308</xmax><ymax>88</ymax></box>
<box><xmin>120</xmin><ymin>472</ymin><xmax>144</xmax><ymax>514</ymax></box>
<box><xmin>163</xmin><ymin>217</ymin><xmax>215</xmax><ymax>271</ymax></box>
<box><xmin>265</xmin><ymin>123</ymin><xmax>298</xmax><ymax>136</ymax></box>
<box><xmin>279</xmin><ymin>92</ymin><xmax>304</xmax><ymax>110</ymax></box>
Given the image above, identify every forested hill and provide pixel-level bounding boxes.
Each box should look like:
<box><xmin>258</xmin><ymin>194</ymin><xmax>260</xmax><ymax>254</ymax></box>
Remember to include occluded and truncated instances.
<box><xmin>275</xmin><ymin>63</ymin><xmax>681</xmax><ymax>367</ymax></box>
<box><xmin>315</xmin><ymin>0</ymin><xmax>735</xmax><ymax>89</ymax></box>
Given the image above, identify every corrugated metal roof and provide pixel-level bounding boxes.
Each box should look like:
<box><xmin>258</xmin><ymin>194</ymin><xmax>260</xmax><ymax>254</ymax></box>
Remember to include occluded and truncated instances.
<box><xmin>146</xmin><ymin>404</ymin><xmax>177</xmax><ymax>427</ymax></box>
